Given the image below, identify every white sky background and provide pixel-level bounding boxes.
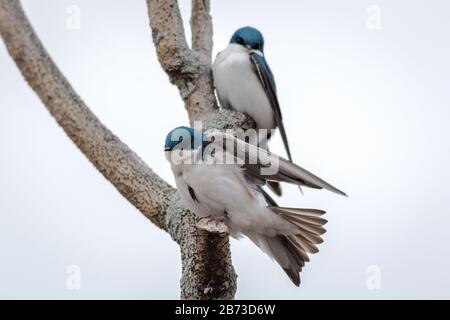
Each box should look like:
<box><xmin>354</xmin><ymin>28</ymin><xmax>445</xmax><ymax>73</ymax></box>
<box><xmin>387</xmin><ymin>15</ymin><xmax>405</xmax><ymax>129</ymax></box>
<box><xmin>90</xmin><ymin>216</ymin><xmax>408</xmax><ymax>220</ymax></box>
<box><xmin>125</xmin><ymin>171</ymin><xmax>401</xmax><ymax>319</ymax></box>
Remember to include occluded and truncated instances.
<box><xmin>1</xmin><ymin>0</ymin><xmax>450</xmax><ymax>299</ymax></box>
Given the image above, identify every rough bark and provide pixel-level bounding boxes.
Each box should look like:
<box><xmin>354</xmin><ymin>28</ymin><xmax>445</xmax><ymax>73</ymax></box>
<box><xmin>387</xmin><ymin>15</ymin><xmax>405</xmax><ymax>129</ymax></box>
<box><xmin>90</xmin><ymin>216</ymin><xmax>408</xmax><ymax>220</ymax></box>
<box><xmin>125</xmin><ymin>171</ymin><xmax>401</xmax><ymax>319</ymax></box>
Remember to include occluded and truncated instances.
<box><xmin>191</xmin><ymin>0</ymin><xmax>213</xmax><ymax>59</ymax></box>
<box><xmin>0</xmin><ymin>0</ymin><xmax>253</xmax><ymax>299</ymax></box>
<box><xmin>147</xmin><ymin>0</ymin><xmax>218</xmax><ymax>124</ymax></box>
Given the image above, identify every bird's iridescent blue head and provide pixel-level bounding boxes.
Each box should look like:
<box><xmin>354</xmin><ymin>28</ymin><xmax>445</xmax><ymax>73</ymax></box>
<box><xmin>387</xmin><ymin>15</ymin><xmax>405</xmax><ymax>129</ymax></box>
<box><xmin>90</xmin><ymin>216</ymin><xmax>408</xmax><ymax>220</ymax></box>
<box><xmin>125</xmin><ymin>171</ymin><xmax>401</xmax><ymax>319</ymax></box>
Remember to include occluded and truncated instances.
<box><xmin>230</xmin><ymin>26</ymin><xmax>264</xmax><ymax>51</ymax></box>
<box><xmin>164</xmin><ymin>126</ymin><xmax>209</xmax><ymax>151</ymax></box>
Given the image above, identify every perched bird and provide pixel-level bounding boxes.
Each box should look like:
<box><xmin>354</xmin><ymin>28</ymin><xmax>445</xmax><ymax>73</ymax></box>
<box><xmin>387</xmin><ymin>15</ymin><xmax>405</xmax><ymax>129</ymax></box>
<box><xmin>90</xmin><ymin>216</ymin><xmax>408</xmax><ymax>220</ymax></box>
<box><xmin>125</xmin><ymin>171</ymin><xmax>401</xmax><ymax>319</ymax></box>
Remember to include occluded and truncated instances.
<box><xmin>164</xmin><ymin>126</ymin><xmax>346</xmax><ymax>286</ymax></box>
<box><xmin>213</xmin><ymin>26</ymin><xmax>292</xmax><ymax>195</ymax></box>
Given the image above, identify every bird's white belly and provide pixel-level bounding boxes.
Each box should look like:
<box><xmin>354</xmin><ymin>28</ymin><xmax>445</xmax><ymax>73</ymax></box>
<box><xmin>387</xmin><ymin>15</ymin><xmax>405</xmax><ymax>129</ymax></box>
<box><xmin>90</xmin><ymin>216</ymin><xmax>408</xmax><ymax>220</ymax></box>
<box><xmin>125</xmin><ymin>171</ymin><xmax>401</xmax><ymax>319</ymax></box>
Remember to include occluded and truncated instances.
<box><xmin>177</xmin><ymin>163</ymin><xmax>293</xmax><ymax>236</ymax></box>
<box><xmin>213</xmin><ymin>50</ymin><xmax>275</xmax><ymax>130</ymax></box>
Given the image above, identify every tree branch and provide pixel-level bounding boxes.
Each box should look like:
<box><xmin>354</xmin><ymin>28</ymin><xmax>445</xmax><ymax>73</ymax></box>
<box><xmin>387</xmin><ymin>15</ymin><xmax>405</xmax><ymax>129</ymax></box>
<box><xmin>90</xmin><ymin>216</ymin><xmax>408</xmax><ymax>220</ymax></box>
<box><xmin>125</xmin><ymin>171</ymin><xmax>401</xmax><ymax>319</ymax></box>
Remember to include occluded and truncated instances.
<box><xmin>147</xmin><ymin>0</ymin><xmax>197</xmax><ymax>98</ymax></box>
<box><xmin>147</xmin><ymin>0</ymin><xmax>218</xmax><ymax>123</ymax></box>
<box><xmin>191</xmin><ymin>0</ymin><xmax>213</xmax><ymax>60</ymax></box>
<box><xmin>146</xmin><ymin>0</ymin><xmax>260</xmax><ymax>299</ymax></box>
<box><xmin>0</xmin><ymin>0</ymin><xmax>173</xmax><ymax>229</ymax></box>
<box><xmin>0</xmin><ymin>0</ymin><xmax>242</xmax><ymax>299</ymax></box>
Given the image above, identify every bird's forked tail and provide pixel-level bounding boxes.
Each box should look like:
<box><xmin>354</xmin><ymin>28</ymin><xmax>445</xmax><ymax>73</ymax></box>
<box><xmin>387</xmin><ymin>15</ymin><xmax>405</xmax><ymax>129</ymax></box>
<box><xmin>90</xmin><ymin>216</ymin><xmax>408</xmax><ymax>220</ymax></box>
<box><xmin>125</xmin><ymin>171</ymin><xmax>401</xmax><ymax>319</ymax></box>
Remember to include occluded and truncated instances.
<box><xmin>249</xmin><ymin>207</ymin><xmax>327</xmax><ymax>286</ymax></box>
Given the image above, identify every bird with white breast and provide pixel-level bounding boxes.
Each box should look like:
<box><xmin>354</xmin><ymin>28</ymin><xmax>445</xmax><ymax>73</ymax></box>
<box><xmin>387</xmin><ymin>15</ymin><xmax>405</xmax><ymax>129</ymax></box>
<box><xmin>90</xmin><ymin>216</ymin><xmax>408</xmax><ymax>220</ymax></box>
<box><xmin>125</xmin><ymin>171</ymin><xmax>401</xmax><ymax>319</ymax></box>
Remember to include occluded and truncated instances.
<box><xmin>213</xmin><ymin>26</ymin><xmax>294</xmax><ymax>195</ymax></box>
<box><xmin>164</xmin><ymin>126</ymin><xmax>346</xmax><ymax>286</ymax></box>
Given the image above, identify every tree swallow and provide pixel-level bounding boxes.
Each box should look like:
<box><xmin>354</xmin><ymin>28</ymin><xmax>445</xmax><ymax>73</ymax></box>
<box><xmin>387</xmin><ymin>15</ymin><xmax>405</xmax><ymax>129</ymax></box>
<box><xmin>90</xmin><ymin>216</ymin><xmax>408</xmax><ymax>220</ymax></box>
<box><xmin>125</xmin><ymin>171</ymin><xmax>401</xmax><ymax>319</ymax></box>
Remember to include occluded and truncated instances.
<box><xmin>213</xmin><ymin>26</ymin><xmax>296</xmax><ymax>195</ymax></box>
<box><xmin>164</xmin><ymin>126</ymin><xmax>346</xmax><ymax>286</ymax></box>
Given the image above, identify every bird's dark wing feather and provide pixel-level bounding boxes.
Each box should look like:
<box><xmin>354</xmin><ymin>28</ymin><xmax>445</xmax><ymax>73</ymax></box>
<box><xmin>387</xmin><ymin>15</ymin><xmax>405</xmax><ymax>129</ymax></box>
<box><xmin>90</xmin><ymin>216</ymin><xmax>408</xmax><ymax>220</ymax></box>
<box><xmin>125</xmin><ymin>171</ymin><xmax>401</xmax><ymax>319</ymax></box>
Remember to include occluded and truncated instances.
<box><xmin>250</xmin><ymin>52</ymin><xmax>293</xmax><ymax>162</ymax></box>
<box><xmin>206</xmin><ymin>132</ymin><xmax>347</xmax><ymax>196</ymax></box>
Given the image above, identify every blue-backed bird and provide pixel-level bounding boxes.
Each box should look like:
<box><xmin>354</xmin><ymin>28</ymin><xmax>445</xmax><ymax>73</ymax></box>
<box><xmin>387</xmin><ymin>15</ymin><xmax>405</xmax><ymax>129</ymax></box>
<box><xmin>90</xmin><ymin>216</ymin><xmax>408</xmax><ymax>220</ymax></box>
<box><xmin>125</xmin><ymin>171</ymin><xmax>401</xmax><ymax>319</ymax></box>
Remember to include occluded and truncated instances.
<box><xmin>213</xmin><ymin>26</ymin><xmax>293</xmax><ymax>195</ymax></box>
<box><xmin>164</xmin><ymin>126</ymin><xmax>346</xmax><ymax>286</ymax></box>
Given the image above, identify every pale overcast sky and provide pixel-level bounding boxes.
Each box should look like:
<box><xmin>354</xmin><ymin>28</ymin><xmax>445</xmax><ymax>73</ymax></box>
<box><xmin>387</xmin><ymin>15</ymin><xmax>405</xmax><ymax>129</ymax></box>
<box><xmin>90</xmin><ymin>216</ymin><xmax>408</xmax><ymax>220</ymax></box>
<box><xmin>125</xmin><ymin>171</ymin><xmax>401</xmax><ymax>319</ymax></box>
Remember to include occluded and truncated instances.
<box><xmin>1</xmin><ymin>0</ymin><xmax>450</xmax><ymax>299</ymax></box>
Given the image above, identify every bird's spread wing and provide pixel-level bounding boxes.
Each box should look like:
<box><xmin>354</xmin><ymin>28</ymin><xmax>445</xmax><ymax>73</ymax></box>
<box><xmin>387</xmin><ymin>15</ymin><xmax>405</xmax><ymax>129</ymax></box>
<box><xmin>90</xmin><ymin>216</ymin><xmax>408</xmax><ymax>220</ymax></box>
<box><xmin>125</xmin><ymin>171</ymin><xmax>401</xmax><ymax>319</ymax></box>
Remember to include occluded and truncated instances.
<box><xmin>204</xmin><ymin>132</ymin><xmax>347</xmax><ymax>196</ymax></box>
<box><xmin>249</xmin><ymin>51</ymin><xmax>293</xmax><ymax>162</ymax></box>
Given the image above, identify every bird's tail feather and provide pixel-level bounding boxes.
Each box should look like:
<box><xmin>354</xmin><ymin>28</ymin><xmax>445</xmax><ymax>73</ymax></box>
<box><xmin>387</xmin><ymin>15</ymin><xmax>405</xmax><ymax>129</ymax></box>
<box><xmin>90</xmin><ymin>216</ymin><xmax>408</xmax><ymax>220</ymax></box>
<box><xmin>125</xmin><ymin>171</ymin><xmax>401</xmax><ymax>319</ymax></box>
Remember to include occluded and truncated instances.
<box><xmin>259</xmin><ymin>141</ymin><xmax>283</xmax><ymax>197</ymax></box>
<box><xmin>248</xmin><ymin>207</ymin><xmax>327</xmax><ymax>286</ymax></box>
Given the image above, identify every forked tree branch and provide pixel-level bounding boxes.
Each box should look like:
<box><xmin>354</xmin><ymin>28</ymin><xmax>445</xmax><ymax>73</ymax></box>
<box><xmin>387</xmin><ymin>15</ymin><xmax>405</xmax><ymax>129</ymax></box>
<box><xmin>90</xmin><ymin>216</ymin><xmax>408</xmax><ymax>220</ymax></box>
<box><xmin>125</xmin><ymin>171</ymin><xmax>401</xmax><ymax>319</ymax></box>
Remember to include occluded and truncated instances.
<box><xmin>148</xmin><ymin>0</ymin><xmax>217</xmax><ymax>123</ymax></box>
<box><xmin>146</xmin><ymin>0</ymin><xmax>253</xmax><ymax>130</ymax></box>
<box><xmin>0</xmin><ymin>0</ymin><xmax>174</xmax><ymax>229</ymax></box>
<box><xmin>0</xmin><ymin>0</ymin><xmax>253</xmax><ymax>299</ymax></box>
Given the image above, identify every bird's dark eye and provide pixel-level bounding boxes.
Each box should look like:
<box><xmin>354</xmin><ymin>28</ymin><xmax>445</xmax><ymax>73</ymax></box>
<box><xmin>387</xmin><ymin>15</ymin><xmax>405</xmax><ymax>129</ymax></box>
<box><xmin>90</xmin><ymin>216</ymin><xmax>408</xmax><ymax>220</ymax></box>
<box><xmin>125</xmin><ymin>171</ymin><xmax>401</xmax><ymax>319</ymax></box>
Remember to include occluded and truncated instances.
<box><xmin>253</xmin><ymin>43</ymin><xmax>260</xmax><ymax>50</ymax></box>
<box><xmin>236</xmin><ymin>36</ymin><xmax>244</xmax><ymax>45</ymax></box>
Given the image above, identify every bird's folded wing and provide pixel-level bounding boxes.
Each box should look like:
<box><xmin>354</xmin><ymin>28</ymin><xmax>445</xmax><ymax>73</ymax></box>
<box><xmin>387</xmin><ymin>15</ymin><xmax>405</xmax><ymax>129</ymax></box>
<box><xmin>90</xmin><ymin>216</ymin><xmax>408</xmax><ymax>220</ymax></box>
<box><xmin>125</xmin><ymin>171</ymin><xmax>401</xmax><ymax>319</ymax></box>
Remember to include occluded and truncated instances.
<box><xmin>205</xmin><ymin>131</ymin><xmax>347</xmax><ymax>196</ymax></box>
<box><xmin>249</xmin><ymin>51</ymin><xmax>293</xmax><ymax>162</ymax></box>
